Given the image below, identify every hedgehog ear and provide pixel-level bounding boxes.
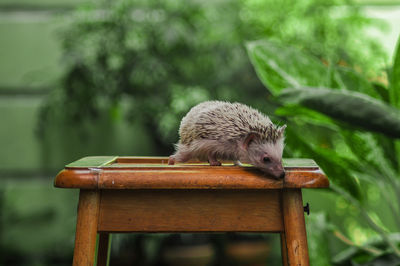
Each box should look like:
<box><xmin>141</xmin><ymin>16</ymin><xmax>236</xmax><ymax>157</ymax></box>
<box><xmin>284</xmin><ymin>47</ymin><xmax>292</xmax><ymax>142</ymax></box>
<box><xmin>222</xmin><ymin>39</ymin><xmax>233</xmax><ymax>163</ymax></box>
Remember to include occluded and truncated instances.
<box><xmin>278</xmin><ymin>125</ymin><xmax>287</xmax><ymax>137</ymax></box>
<box><xmin>242</xmin><ymin>133</ymin><xmax>259</xmax><ymax>150</ymax></box>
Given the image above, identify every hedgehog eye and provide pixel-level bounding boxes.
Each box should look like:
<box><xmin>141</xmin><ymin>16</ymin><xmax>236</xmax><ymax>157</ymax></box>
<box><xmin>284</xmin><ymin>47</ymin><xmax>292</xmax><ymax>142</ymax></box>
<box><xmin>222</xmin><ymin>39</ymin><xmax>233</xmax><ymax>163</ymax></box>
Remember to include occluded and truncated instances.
<box><xmin>263</xmin><ymin>157</ymin><xmax>271</xmax><ymax>163</ymax></box>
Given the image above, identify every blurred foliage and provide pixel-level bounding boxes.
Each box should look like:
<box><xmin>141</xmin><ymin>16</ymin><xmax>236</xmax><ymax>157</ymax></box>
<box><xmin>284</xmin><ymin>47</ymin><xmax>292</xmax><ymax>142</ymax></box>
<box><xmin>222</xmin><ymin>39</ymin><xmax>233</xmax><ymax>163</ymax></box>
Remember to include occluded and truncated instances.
<box><xmin>0</xmin><ymin>182</ymin><xmax>77</xmax><ymax>265</ymax></box>
<box><xmin>247</xmin><ymin>35</ymin><xmax>400</xmax><ymax>264</ymax></box>
<box><xmin>33</xmin><ymin>0</ymin><xmax>400</xmax><ymax>265</ymax></box>
<box><xmin>306</xmin><ymin>212</ymin><xmax>337</xmax><ymax>265</ymax></box>
<box><xmin>332</xmin><ymin>233</ymin><xmax>400</xmax><ymax>265</ymax></box>
<box><xmin>39</xmin><ymin>0</ymin><xmax>386</xmax><ymax>152</ymax></box>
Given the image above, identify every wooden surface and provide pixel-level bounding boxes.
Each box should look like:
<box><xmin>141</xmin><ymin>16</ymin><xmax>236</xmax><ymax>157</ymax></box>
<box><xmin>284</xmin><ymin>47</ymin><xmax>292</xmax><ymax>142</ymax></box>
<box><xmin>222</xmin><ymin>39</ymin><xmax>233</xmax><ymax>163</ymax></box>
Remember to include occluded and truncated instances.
<box><xmin>73</xmin><ymin>190</ymin><xmax>100</xmax><ymax>266</ymax></box>
<box><xmin>282</xmin><ymin>189</ymin><xmax>310</xmax><ymax>266</ymax></box>
<box><xmin>55</xmin><ymin>156</ymin><xmax>329</xmax><ymax>189</ymax></box>
<box><xmin>98</xmin><ymin>189</ymin><xmax>284</xmax><ymax>232</ymax></box>
<box><xmin>280</xmin><ymin>232</ymin><xmax>289</xmax><ymax>266</ymax></box>
<box><xmin>65</xmin><ymin>156</ymin><xmax>319</xmax><ymax>168</ymax></box>
<box><xmin>57</xmin><ymin>156</ymin><xmax>323</xmax><ymax>265</ymax></box>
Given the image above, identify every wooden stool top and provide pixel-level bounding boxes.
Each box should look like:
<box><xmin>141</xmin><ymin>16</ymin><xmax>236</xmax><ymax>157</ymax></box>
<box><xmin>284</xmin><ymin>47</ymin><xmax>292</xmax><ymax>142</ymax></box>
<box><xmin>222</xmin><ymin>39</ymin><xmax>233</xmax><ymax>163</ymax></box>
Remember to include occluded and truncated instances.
<box><xmin>54</xmin><ymin>156</ymin><xmax>329</xmax><ymax>190</ymax></box>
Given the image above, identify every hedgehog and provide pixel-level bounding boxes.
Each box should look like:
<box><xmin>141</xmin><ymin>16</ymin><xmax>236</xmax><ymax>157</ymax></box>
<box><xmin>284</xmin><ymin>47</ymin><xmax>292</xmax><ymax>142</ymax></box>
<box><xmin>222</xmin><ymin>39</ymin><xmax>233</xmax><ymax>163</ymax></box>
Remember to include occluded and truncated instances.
<box><xmin>168</xmin><ymin>101</ymin><xmax>287</xmax><ymax>179</ymax></box>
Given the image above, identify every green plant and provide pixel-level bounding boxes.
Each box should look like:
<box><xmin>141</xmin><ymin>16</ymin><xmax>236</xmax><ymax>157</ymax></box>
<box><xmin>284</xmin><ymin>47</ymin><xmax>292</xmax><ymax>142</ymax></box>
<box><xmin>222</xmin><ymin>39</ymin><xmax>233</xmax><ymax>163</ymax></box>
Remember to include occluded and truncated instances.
<box><xmin>36</xmin><ymin>0</ymin><xmax>394</xmax><ymax>263</ymax></box>
<box><xmin>247</xmin><ymin>36</ymin><xmax>400</xmax><ymax>265</ymax></box>
<box><xmin>39</xmin><ymin>0</ymin><xmax>385</xmax><ymax>155</ymax></box>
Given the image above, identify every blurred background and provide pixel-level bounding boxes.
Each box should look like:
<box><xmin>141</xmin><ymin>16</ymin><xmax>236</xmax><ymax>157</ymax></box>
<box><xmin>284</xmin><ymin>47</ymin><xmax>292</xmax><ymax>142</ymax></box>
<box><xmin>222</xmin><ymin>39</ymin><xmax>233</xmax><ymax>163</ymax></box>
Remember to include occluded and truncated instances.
<box><xmin>1</xmin><ymin>0</ymin><xmax>400</xmax><ymax>265</ymax></box>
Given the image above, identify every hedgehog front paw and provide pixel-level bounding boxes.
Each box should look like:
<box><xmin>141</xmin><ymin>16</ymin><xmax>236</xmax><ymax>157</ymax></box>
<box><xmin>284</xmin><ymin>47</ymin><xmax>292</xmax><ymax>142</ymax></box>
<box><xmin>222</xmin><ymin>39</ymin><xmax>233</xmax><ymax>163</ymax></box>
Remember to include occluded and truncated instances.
<box><xmin>168</xmin><ymin>156</ymin><xmax>176</xmax><ymax>165</ymax></box>
<box><xmin>209</xmin><ymin>160</ymin><xmax>222</xmax><ymax>166</ymax></box>
<box><xmin>208</xmin><ymin>154</ymin><xmax>221</xmax><ymax>166</ymax></box>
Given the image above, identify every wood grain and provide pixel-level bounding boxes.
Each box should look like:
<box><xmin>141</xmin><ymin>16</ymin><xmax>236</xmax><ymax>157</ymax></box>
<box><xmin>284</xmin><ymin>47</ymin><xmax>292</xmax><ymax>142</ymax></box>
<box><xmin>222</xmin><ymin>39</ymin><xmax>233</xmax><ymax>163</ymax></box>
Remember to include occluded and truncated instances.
<box><xmin>280</xmin><ymin>232</ymin><xmax>288</xmax><ymax>266</ymax></box>
<box><xmin>54</xmin><ymin>156</ymin><xmax>329</xmax><ymax>189</ymax></box>
<box><xmin>98</xmin><ymin>189</ymin><xmax>284</xmax><ymax>232</ymax></box>
<box><xmin>282</xmin><ymin>189</ymin><xmax>310</xmax><ymax>266</ymax></box>
<box><xmin>56</xmin><ymin>156</ymin><xmax>325</xmax><ymax>265</ymax></box>
<box><xmin>55</xmin><ymin>169</ymin><xmax>98</xmax><ymax>189</ymax></box>
<box><xmin>73</xmin><ymin>190</ymin><xmax>100</xmax><ymax>266</ymax></box>
<box><xmin>97</xmin><ymin>168</ymin><xmax>283</xmax><ymax>189</ymax></box>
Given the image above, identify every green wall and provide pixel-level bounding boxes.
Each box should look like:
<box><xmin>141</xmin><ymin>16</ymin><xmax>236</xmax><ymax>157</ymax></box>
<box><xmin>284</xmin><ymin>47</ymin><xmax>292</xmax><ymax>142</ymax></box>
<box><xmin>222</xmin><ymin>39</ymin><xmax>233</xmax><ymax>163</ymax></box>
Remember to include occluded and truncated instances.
<box><xmin>0</xmin><ymin>4</ymin><xmax>156</xmax><ymax>263</ymax></box>
<box><xmin>0</xmin><ymin>4</ymin><xmax>156</xmax><ymax>173</ymax></box>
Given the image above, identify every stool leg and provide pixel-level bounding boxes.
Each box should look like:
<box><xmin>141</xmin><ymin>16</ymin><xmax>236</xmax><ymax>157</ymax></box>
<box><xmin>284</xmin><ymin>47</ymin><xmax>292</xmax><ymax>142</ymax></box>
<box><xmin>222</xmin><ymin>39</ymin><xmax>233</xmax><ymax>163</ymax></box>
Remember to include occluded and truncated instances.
<box><xmin>282</xmin><ymin>189</ymin><xmax>309</xmax><ymax>266</ymax></box>
<box><xmin>97</xmin><ymin>233</ymin><xmax>111</xmax><ymax>266</ymax></box>
<box><xmin>73</xmin><ymin>190</ymin><xmax>100</xmax><ymax>266</ymax></box>
<box><xmin>280</xmin><ymin>232</ymin><xmax>289</xmax><ymax>266</ymax></box>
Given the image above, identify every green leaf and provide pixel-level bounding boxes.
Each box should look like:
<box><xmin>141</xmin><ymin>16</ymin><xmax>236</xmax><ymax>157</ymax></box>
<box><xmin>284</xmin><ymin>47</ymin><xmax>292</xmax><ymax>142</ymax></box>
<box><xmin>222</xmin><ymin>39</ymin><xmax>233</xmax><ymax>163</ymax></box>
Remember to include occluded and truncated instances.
<box><xmin>340</xmin><ymin>131</ymin><xmax>393</xmax><ymax>173</ymax></box>
<box><xmin>246</xmin><ymin>40</ymin><xmax>382</xmax><ymax>100</ymax></box>
<box><xmin>279</xmin><ymin>87</ymin><xmax>400</xmax><ymax>139</ymax></box>
<box><xmin>285</xmin><ymin>124</ymin><xmax>362</xmax><ymax>199</ymax></box>
<box><xmin>372</xmin><ymin>83</ymin><xmax>390</xmax><ymax>104</ymax></box>
<box><xmin>333</xmin><ymin>233</ymin><xmax>400</xmax><ymax>265</ymax></box>
<box><xmin>275</xmin><ymin>105</ymin><xmax>340</xmax><ymax>149</ymax></box>
<box><xmin>372</xmin><ymin>134</ymin><xmax>399</xmax><ymax>172</ymax></box>
<box><xmin>333</xmin><ymin>66</ymin><xmax>381</xmax><ymax>99</ymax></box>
<box><xmin>390</xmin><ymin>35</ymin><xmax>400</xmax><ymax>108</ymax></box>
<box><xmin>275</xmin><ymin>104</ymin><xmax>337</xmax><ymax>128</ymax></box>
<box><xmin>246</xmin><ymin>40</ymin><xmax>328</xmax><ymax>94</ymax></box>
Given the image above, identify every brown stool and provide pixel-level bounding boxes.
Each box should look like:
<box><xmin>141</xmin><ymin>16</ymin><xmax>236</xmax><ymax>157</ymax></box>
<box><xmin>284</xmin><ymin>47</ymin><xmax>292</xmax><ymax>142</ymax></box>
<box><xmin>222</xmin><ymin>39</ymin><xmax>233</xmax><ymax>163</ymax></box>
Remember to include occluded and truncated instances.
<box><xmin>54</xmin><ymin>156</ymin><xmax>329</xmax><ymax>266</ymax></box>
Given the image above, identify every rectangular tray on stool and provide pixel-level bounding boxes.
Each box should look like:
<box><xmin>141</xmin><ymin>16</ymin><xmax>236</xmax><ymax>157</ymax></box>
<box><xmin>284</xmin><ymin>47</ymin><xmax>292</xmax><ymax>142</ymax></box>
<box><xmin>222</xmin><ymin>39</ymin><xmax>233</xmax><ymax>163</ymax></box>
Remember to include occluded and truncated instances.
<box><xmin>54</xmin><ymin>156</ymin><xmax>329</xmax><ymax>266</ymax></box>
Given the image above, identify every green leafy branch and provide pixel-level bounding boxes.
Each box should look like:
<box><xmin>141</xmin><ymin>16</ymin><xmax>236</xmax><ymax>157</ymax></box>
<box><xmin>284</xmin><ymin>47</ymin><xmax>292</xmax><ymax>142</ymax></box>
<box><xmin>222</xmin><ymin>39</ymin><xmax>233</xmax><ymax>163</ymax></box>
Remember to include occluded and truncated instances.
<box><xmin>247</xmin><ymin>35</ymin><xmax>400</xmax><ymax>262</ymax></box>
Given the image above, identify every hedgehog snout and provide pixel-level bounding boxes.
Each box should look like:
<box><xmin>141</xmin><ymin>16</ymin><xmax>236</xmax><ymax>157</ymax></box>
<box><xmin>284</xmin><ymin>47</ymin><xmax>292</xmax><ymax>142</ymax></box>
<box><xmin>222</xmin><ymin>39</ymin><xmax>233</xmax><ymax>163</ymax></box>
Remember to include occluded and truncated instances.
<box><xmin>271</xmin><ymin>169</ymin><xmax>285</xmax><ymax>180</ymax></box>
<box><xmin>267</xmin><ymin>164</ymin><xmax>285</xmax><ymax>180</ymax></box>
<box><xmin>278</xmin><ymin>171</ymin><xmax>285</xmax><ymax>179</ymax></box>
